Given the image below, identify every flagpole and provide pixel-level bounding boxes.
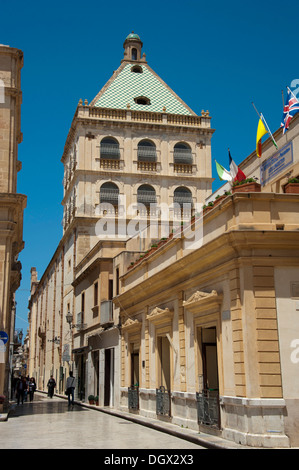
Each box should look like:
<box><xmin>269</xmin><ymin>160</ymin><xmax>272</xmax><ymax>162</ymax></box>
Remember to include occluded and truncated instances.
<box><xmin>252</xmin><ymin>101</ymin><xmax>261</xmax><ymax>118</ymax></box>
<box><xmin>260</xmin><ymin>113</ymin><xmax>278</xmax><ymax>148</ymax></box>
<box><xmin>252</xmin><ymin>102</ymin><xmax>278</xmax><ymax>148</ymax></box>
<box><xmin>281</xmin><ymin>89</ymin><xmax>285</xmax><ymax>108</ymax></box>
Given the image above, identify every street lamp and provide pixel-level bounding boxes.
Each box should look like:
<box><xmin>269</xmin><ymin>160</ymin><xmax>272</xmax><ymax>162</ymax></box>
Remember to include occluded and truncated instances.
<box><xmin>66</xmin><ymin>311</ymin><xmax>73</xmax><ymax>328</ymax></box>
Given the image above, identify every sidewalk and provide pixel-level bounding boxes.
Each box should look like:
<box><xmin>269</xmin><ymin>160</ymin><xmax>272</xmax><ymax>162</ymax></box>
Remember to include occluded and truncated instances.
<box><xmin>53</xmin><ymin>392</ymin><xmax>250</xmax><ymax>449</ymax></box>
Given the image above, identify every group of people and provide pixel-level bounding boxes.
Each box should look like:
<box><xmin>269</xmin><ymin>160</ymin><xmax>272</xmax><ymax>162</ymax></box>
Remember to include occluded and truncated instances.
<box><xmin>14</xmin><ymin>372</ymin><xmax>76</xmax><ymax>407</ymax></box>
<box><xmin>15</xmin><ymin>376</ymin><xmax>36</xmax><ymax>404</ymax></box>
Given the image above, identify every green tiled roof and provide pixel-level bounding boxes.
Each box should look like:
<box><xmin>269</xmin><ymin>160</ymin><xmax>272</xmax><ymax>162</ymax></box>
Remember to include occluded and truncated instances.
<box><xmin>91</xmin><ymin>63</ymin><xmax>194</xmax><ymax>115</ymax></box>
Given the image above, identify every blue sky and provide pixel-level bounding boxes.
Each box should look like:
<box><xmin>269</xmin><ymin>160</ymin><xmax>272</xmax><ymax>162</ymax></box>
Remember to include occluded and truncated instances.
<box><xmin>2</xmin><ymin>0</ymin><xmax>298</xmax><ymax>332</ymax></box>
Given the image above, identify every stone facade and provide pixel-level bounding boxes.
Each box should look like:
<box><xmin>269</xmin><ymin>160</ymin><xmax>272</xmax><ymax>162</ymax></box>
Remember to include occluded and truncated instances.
<box><xmin>27</xmin><ymin>34</ymin><xmax>213</xmax><ymax>407</ymax></box>
<box><xmin>0</xmin><ymin>44</ymin><xmax>26</xmax><ymax>412</ymax></box>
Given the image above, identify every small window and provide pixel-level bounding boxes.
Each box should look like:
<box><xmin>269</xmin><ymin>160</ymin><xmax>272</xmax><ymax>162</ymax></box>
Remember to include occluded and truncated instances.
<box><xmin>94</xmin><ymin>282</ymin><xmax>98</xmax><ymax>307</ymax></box>
<box><xmin>131</xmin><ymin>65</ymin><xmax>143</xmax><ymax>73</ymax></box>
<box><xmin>132</xmin><ymin>48</ymin><xmax>137</xmax><ymax>60</ymax></box>
<box><xmin>134</xmin><ymin>96</ymin><xmax>151</xmax><ymax>105</ymax></box>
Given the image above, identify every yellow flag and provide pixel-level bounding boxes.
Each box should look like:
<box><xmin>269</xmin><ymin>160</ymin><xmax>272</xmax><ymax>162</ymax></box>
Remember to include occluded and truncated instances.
<box><xmin>256</xmin><ymin>118</ymin><xmax>267</xmax><ymax>158</ymax></box>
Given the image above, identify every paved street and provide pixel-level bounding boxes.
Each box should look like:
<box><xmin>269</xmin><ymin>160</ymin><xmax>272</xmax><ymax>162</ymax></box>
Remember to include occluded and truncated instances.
<box><xmin>0</xmin><ymin>393</ymin><xmax>205</xmax><ymax>450</ymax></box>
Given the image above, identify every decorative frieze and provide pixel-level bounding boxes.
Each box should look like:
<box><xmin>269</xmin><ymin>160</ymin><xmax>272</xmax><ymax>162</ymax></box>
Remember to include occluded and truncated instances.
<box><xmin>146</xmin><ymin>306</ymin><xmax>173</xmax><ymax>326</ymax></box>
<box><xmin>183</xmin><ymin>290</ymin><xmax>223</xmax><ymax>314</ymax></box>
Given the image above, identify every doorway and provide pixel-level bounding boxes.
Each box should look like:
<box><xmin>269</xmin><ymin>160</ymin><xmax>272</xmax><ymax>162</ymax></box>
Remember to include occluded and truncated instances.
<box><xmin>131</xmin><ymin>350</ymin><xmax>139</xmax><ymax>387</ymax></box>
<box><xmin>201</xmin><ymin>327</ymin><xmax>219</xmax><ymax>393</ymax></box>
<box><xmin>158</xmin><ymin>336</ymin><xmax>171</xmax><ymax>390</ymax></box>
<box><xmin>196</xmin><ymin>326</ymin><xmax>220</xmax><ymax>428</ymax></box>
<box><xmin>104</xmin><ymin>348</ymin><xmax>114</xmax><ymax>406</ymax></box>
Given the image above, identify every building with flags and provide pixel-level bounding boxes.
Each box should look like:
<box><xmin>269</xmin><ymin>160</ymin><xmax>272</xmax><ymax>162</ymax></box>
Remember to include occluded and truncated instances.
<box><xmin>26</xmin><ymin>32</ymin><xmax>299</xmax><ymax>448</ymax></box>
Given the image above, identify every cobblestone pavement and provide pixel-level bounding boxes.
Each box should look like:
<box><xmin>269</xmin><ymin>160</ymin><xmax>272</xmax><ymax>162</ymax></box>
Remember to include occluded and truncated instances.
<box><xmin>0</xmin><ymin>393</ymin><xmax>206</xmax><ymax>450</ymax></box>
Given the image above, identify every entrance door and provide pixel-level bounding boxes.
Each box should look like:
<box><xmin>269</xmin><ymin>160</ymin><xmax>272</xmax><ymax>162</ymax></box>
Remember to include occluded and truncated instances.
<box><xmin>196</xmin><ymin>326</ymin><xmax>220</xmax><ymax>428</ymax></box>
<box><xmin>202</xmin><ymin>327</ymin><xmax>219</xmax><ymax>393</ymax></box>
<box><xmin>93</xmin><ymin>351</ymin><xmax>99</xmax><ymax>397</ymax></box>
<box><xmin>104</xmin><ymin>348</ymin><xmax>114</xmax><ymax>406</ymax></box>
<box><xmin>131</xmin><ymin>351</ymin><xmax>139</xmax><ymax>387</ymax></box>
<box><xmin>77</xmin><ymin>355</ymin><xmax>86</xmax><ymax>401</ymax></box>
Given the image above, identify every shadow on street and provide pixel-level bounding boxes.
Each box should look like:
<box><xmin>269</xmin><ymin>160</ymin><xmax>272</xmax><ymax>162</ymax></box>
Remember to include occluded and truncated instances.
<box><xmin>9</xmin><ymin>393</ymin><xmax>88</xmax><ymax>418</ymax></box>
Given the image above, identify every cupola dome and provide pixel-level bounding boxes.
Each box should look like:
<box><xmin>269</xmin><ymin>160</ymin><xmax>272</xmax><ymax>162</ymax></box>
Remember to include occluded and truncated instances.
<box><xmin>122</xmin><ymin>32</ymin><xmax>145</xmax><ymax>63</ymax></box>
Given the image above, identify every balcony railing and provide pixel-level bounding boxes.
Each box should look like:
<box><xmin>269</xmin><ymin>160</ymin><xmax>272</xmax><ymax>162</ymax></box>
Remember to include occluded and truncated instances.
<box><xmin>100</xmin><ymin>159</ymin><xmax>121</xmax><ymax>170</ymax></box>
<box><xmin>128</xmin><ymin>386</ymin><xmax>139</xmax><ymax>410</ymax></box>
<box><xmin>137</xmin><ymin>161</ymin><xmax>157</xmax><ymax>171</ymax></box>
<box><xmin>156</xmin><ymin>386</ymin><xmax>171</xmax><ymax>416</ymax></box>
<box><xmin>173</xmin><ymin>163</ymin><xmax>193</xmax><ymax>174</ymax></box>
<box><xmin>100</xmin><ymin>300</ymin><xmax>113</xmax><ymax>326</ymax></box>
<box><xmin>196</xmin><ymin>389</ymin><xmax>220</xmax><ymax>428</ymax></box>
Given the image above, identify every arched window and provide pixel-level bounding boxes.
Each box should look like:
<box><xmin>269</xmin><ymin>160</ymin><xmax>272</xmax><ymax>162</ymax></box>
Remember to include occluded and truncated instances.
<box><xmin>173</xmin><ymin>142</ymin><xmax>192</xmax><ymax>164</ymax></box>
<box><xmin>137</xmin><ymin>184</ymin><xmax>157</xmax><ymax>206</ymax></box>
<box><xmin>173</xmin><ymin>187</ymin><xmax>193</xmax><ymax>207</ymax></box>
<box><xmin>132</xmin><ymin>48</ymin><xmax>137</xmax><ymax>60</ymax></box>
<box><xmin>100</xmin><ymin>182</ymin><xmax>119</xmax><ymax>205</ymax></box>
<box><xmin>100</xmin><ymin>137</ymin><xmax>120</xmax><ymax>160</ymax></box>
<box><xmin>137</xmin><ymin>140</ymin><xmax>157</xmax><ymax>162</ymax></box>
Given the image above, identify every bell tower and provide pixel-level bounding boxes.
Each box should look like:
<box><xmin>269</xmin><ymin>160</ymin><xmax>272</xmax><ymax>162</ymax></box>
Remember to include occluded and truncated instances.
<box><xmin>122</xmin><ymin>32</ymin><xmax>146</xmax><ymax>63</ymax></box>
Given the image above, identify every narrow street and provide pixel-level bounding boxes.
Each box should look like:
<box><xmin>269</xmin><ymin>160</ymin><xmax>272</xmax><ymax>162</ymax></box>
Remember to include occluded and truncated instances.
<box><xmin>0</xmin><ymin>393</ymin><xmax>205</xmax><ymax>451</ymax></box>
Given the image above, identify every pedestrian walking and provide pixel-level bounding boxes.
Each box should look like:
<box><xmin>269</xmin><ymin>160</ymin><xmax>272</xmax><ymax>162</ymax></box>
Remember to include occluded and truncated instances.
<box><xmin>28</xmin><ymin>377</ymin><xmax>36</xmax><ymax>402</ymax></box>
<box><xmin>16</xmin><ymin>376</ymin><xmax>27</xmax><ymax>405</ymax></box>
<box><xmin>47</xmin><ymin>375</ymin><xmax>56</xmax><ymax>398</ymax></box>
<box><xmin>24</xmin><ymin>376</ymin><xmax>29</xmax><ymax>402</ymax></box>
<box><xmin>66</xmin><ymin>371</ymin><xmax>75</xmax><ymax>407</ymax></box>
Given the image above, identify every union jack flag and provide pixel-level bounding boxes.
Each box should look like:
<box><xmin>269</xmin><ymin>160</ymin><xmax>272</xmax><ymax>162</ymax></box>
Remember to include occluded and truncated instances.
<box><xmin>281</xmin><ymin>87</ymin><xmax>299</xmax><ymax>134</ymax></box>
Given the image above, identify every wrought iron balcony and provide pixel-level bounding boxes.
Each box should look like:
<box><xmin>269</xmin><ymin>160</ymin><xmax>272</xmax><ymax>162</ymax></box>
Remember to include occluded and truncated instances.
<box><xmin>196</xmin><ymin>389</ymin><xmax>220</xmax><ymax>428</ymax></box>
<box><xmin>156</xmin><ymin>386</ymin><xmax>171</xmax><ymax>416</ymax></box>
<box><xmin>128</xmin><ymin>386</ymin><xmax>139</xmax><ymax>410</ymax></box>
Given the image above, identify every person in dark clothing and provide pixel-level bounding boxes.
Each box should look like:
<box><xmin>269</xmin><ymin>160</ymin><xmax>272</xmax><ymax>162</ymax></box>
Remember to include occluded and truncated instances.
<box><xmin>16</xmin><ymin>376</ymin><xmax>27</xmax><ymax>405</ymax></box>
<box><xmin>47</xmin><ymin>375</ymin><xmax>56</xmax><ymax>398</ymax></box>
<box><xmin>28</xmin><ymin>377</ymin><xmax>36</xmax><ymax>402</ymax></box>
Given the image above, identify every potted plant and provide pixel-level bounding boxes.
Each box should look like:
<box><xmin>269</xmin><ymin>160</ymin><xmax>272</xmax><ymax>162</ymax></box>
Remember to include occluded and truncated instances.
<box><xmin>232</xmin><ymin>177</ymin><xmax>261</xmax><ymax>193</ymax></box>
<box><xmin>213</xmin><ymin>193</ymin><xmax>226</xmax><ymax>206</ymax></box>
<box><xmin>284</xmin><ymin>177</ymin><xmax>299</xmax><ymax>193</ymax></box>
<box><xmin>157</xmin><ymin>238</ymin><xmax>167</xmax><ymax>248</ymax></box>
<box><xmin>94</xmin><ymin>395</ymin><xmax>99</xmax><ymax>406</ymax></box>
<box><xmin>203</xmin><ymin>201</ymin><xmax>214</xmax><ymax>213</ymax></box>
<box><xmin>88</xmin><ymin>394</ymin><xmax>95</xmax><ymax>404</ymax></box>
